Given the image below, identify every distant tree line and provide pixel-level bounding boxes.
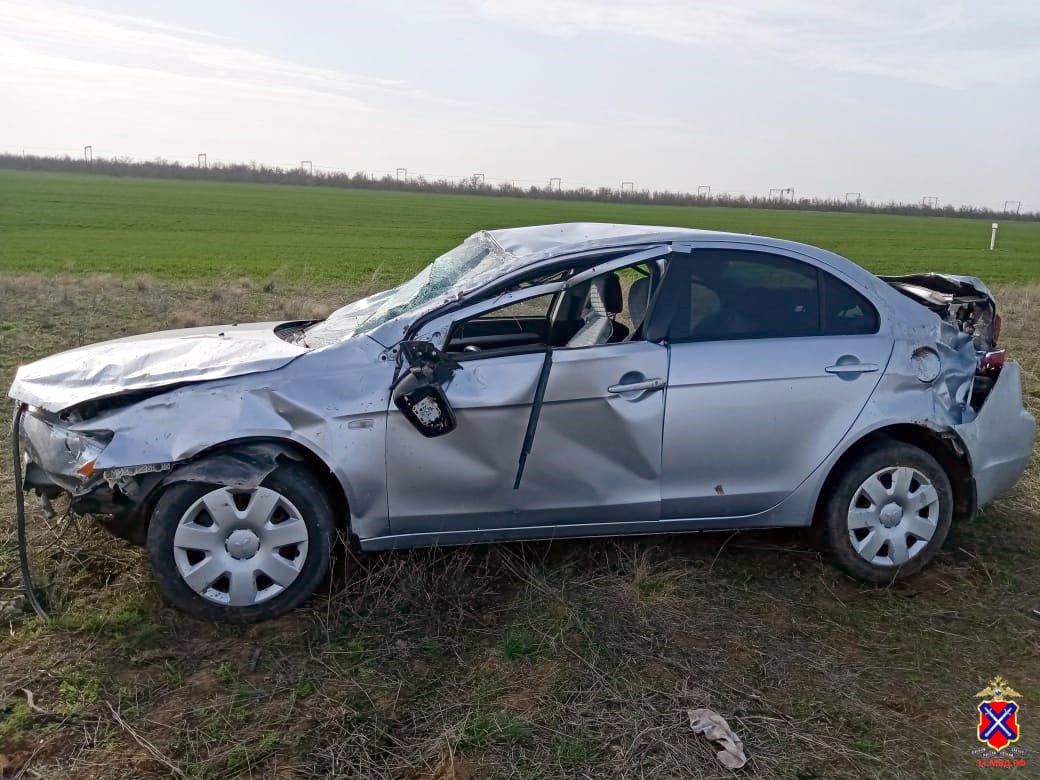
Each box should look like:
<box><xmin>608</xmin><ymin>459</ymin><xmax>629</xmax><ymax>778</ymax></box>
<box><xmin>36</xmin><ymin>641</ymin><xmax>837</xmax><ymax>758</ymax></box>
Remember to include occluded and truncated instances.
<box><xmin>2</xmin><ymin>153</ymin><xmax>1035</xmax><ymax>221</ymax></box>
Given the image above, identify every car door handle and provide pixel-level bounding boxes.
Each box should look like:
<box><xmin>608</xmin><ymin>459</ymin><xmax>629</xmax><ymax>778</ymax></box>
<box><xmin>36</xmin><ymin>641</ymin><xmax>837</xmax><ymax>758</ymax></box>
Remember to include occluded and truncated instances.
<box><xmin>825</xmin><ymin>363</ymin><xmax>879</xmax><ymax>374</ymax></box>
<box><xmin>607</xmin><ymin>378</ymin><xmax>666</xmax><ymax>394</ymax></box>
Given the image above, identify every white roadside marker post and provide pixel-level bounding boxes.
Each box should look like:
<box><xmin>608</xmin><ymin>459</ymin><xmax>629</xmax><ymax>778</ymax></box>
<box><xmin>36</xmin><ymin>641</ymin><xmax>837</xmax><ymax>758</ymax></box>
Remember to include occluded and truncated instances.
<box><xmin>991</xmin><ymin>222</ymin><xmax>999</xmax><ymax>251</ymax></box>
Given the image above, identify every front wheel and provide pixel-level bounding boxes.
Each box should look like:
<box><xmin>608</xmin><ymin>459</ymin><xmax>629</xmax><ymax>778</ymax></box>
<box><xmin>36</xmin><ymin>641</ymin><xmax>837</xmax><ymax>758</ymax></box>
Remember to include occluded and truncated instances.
<box><xmin>146</xmin><ymin>460</ymin><xmax>335</xmax><ymax>622</ymax></box>
<box><xmin>817</xmin><ymin>441</ymin><xmax>954</xmax><ymax>583</ymax></box>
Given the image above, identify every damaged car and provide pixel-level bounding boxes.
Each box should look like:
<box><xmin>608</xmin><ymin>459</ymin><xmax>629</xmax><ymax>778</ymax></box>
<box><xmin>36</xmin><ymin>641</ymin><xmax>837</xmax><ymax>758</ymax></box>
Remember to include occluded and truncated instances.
<box><xmin>10</xmin><ymin>223</ymin><xmax>1036</xmax><ymax>622</ymax></box>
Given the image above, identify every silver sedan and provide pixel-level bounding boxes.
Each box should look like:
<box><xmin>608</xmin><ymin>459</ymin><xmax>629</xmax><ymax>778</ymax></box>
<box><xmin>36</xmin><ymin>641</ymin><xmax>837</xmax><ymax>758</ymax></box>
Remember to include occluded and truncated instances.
<box><xmin>10</xmin><ymin>224</ymin><xmax>1035</xmax><ymax>622</ymax></box>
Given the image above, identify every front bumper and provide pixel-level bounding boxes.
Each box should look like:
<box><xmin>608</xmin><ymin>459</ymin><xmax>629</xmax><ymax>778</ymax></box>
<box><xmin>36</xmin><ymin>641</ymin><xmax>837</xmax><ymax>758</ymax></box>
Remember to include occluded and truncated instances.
<box><xmin>955</xmin><ymin>362</ymin><xmax>1036</xmax><ymax>508</ymax></box>
<box><xmin>16</xmin><ymin>407</ymin><xmax>155</xmax><ymax>542</ymax></box>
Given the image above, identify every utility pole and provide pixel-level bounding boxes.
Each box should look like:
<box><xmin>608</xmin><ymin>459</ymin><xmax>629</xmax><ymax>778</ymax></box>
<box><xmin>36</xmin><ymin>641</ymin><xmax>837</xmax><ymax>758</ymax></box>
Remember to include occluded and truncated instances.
<box><xmin>922</xmin><ymin>196</ymin><xmax>939</xmax><ymax>208</ymax></box>
<box><xmin>621</xmin><ymin>181</ymin><xmax>634</xmax><ymax>193</ymax></box>
<box><xmin>396</xmin><ymin>167</ymin><xmax>407</xmax><ymax>181</ymax></box>
<box><xmin>83</xmin><ymin>145</ymin><xmax>92</xmax><ymax>161</ymax></box>
<box><xmin>301</xmin><ymin>160</ymin><xmax>313</xmax><ymax>174</ymax></box>
<box><xmin>548</xmin><ymin>177</ymin><xmax>561</xmax><ymax>192</ymax></box>
<box><xmin>845</xmin><ymin>192</ymin><xmax>862</xmax><ymax>205</ymax></box>
<box><xmin>1004</xmin><ymin>200</ymin><xmax>1021</xmax><ymax>215</ymax></box>
<box><xmin>472</xmin><ymin>173</ymin><xmax>485</xmax><ymax>186</ymax></box>
<box><xmin>197</xmin><ymin>153</ymin><xmax>207</xmax><ymax>168</ymax></box>
<box><xmin>697</xmin><ymin>185</ymin><xmax>711</xmax><ymax>196</ymax></box>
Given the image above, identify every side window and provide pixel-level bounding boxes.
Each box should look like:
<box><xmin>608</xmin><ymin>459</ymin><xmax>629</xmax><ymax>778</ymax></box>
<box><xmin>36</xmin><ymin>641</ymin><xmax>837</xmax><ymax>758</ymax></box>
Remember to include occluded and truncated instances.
<box><xmin>677</xmin><ymin>250</ymin><xmax>820</xmax><ymax>341</ymax></box>
<box><xmin>444</xmin><ymin>293</ymin><xmax>556</xmax><ymax>356</ymax></box>
<box><xmin>821</xmin><ymin>273</ymin><xmax>879</xmax><ymax>334</ymax></box>
<box><xmin>476</xmin><ymin>296</ymin><xmax>554</xmax><ymax>319</ymax></box>
<box><xmin>557</xmin><ymin>261</ymin><xmax>658</xmax><ymax>349</ymax></box>
<box><xmin>446</xmin><ymin>256</ymin><xmax>665</xmax><ymax>355</ymax></box>
<box><xmin>668</xmin><ymin>250</ymin><xmax>881</xmax><ymax>342</ymax></box>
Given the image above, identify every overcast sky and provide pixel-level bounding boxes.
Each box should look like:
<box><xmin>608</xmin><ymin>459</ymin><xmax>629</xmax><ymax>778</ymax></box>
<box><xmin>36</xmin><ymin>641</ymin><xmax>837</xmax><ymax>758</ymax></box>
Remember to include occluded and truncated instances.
<box><xmin>2</xmin><ymin>0</ymin><xmax>1038</xmax><ymax>208</ymax></box>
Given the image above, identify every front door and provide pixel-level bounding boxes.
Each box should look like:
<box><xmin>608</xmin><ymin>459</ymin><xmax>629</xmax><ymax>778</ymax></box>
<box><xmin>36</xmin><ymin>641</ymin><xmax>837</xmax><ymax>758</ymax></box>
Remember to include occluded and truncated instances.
<box><xmin>385</xmin><ymin>256</ymin><xmax>669</xmax><ymax>536</ymax></box>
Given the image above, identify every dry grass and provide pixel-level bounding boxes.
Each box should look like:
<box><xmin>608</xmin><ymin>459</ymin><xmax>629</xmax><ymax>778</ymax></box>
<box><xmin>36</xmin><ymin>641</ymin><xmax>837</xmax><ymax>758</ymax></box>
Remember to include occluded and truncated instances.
<box><xmin>1</xmin><ymin>275</ymin><xmax>1038</xmax><ymax>779</ymax></box>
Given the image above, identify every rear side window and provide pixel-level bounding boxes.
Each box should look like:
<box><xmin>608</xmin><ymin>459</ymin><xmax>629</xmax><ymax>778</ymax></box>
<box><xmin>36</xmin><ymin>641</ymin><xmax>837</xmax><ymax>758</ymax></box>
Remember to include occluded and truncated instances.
<box><xmin>821</xmin><ymin>272</ymin><xmax>879</xmax><ymax>334</ymax></box>
<box><xmin>667</xmin><ymin>249</ymin><xmax>878</xmax><ymax>341</ymax></box>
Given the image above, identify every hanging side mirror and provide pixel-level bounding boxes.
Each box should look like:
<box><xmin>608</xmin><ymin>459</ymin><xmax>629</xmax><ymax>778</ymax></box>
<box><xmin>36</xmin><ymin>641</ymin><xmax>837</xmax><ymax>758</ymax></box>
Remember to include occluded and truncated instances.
<box><xmin>394</xmin><ymin>379</ymin><xmax>456</xmax><ymax>437</ymax></box>
<box><xmin>392</xmin><ymin>341</ymin><xmax>461</xmax><ymax>437</ymax></box>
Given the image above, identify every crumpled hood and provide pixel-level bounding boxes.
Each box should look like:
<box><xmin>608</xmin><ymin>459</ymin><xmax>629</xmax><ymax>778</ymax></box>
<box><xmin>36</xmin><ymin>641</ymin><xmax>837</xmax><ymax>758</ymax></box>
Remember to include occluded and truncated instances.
<box><xmin>9</xmin><ymin>321</ymin><xmax>310</xmax><ymax>413</ymax></box>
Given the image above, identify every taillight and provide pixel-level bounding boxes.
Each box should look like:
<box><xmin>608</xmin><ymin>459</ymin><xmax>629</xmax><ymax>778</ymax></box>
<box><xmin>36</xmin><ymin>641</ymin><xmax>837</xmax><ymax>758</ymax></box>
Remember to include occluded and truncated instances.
<box><xmin>993</xmin><ymin>314</ymin><xmax>1002</xmax><ymax>342</ymax></box>
<box><xmin>980</xmin><ymin>349</ymin><xmax>1005</xmax><ymax>374</ymax></box>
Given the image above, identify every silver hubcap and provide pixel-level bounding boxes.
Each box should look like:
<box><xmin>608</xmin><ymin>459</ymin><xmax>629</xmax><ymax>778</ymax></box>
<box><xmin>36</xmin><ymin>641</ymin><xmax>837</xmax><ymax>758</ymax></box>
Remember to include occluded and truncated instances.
<box><xmin>173</xmin><ymin>486</ymin><xmax>309</xmax><ymax>607</ymax></box>
<box><xmin>847</xmin><ymin>466</ymin><xmax>940</xmax><ymax>567</ymax></box>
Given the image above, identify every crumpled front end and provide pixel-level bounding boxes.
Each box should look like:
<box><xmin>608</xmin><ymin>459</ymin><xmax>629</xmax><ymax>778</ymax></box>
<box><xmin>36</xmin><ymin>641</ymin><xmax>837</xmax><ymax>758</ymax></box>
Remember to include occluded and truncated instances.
<box><xmin>13</xmin><ymin>334</ymin><xmax>393</xmax><ymax>544</ymax></box>
<box><xmin>15</xmin><ymin>399</ymin><xmax>318</xmax><ymax>544</ymax></box>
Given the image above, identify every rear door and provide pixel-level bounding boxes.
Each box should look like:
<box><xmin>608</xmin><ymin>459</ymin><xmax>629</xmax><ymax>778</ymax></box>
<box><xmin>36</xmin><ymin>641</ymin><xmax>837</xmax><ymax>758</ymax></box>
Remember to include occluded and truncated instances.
<box><xmin>658</xmin><ymin>244</ymin><xmax>893</xmax><ymax>519</ymax></box>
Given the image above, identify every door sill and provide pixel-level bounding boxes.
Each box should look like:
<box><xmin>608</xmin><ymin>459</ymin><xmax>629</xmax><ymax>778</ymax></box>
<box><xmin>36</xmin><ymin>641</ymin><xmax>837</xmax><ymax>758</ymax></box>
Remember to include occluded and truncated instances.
<box><xmin>360</xmin><ymin>513</ymin><xmax>806</xmax><ymax>551</ymax></box>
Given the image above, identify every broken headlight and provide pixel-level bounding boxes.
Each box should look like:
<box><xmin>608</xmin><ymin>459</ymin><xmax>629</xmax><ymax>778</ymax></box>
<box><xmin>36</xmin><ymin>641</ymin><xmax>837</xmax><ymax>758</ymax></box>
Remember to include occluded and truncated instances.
<box><xmin>20</xmin><ymin>410</ymin><xmax>112</xmax><ymax>480</ymax></box>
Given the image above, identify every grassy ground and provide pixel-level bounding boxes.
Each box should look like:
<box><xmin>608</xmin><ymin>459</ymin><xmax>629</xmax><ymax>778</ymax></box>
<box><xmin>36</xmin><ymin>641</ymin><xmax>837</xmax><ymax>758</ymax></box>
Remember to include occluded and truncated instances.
<box><xmin>3</xmin><ymin>169</ymin><xmax>1040</xmax><ymax>284</ymax></box>
<box><xmin>0</xmin><ymin>173</ymin><xmax>1039</xmax><ymax>778</ymax></box>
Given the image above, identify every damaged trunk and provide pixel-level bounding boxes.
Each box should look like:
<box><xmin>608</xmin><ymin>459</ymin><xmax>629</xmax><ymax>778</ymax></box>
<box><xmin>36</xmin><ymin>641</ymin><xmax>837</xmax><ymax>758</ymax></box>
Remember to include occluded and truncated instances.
<box><xmin>881</xmin><ymin>273</ymin><xmax>999</xmax><ymax>352</ymax></box>
<box><xmin>882</xmin><ymin>273</ymin><xmax>1005</xmax><ymax>409</ymax></box>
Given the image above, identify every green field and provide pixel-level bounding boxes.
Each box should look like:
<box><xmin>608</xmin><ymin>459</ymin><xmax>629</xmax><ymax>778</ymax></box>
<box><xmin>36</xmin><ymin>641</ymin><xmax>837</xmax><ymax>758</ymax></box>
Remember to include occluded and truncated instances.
<box><xmin>1</xmin><ymin>170</ymin><xmax>1038</xmax><ymax>778</ymax></box>
<box><xmin>2</xmin><ymin>169</ymin><xmax>1039</xmax><ymax>284</ymax></box>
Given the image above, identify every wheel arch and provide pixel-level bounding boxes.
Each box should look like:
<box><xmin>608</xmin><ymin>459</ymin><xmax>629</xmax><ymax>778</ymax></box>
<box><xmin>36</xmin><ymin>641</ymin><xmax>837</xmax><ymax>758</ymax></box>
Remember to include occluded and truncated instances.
<box><xmin>137</xmin><ymin>437</ymin><xmax>351</xmax><ymax>535</ymax></box>
<box><xmin>814</xmin><ymin>423</ymin><xmax>976</xmax><ymax>525</ymax></box>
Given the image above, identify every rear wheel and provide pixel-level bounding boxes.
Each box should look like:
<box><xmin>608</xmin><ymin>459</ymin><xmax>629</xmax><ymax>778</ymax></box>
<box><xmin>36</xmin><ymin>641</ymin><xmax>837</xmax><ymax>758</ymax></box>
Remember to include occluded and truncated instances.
<box><xmin>146</xmin><ymin>460</ymin><xmax>334</xmax><ymax>622</ymax></box>
<box><xmin>817</xmin><ymin>441</ymin><xmax>953</xmax><ymax>583</ymax></box>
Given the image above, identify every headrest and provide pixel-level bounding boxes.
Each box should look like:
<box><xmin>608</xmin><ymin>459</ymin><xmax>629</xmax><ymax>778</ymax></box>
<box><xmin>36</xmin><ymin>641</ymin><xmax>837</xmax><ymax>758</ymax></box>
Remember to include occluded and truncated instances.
<box><xmin>582</xmin><ymin>277</ymin><xmax>607</xmax><ymax>316</ymax></box>
<box><xmin>628</xmin><ymin>277</ymin><xmax>651</xmax><ymax>325</ymax></box>
<box><xmin>603</xmin><ymin>272</ymin><xmax>623</xmax><ymax>315</ymax></box>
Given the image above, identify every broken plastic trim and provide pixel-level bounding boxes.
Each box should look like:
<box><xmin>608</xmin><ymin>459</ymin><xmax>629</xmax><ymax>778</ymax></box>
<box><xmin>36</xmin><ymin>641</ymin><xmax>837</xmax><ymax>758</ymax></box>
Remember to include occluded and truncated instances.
<box><xmin>160</xmin><ymin>443</ymin><xmax>300</xmax><ymax>490</ymax></box>
<box><xmin>394</xmin><ymin>382</ymin><xmax>457</xmax><ymax>437</ymax></box>
<box><xmin>398</xmin><ymin>341</ymin><xmax>462</xmax><ymax>385</ymax></box>
<box><xmin>392</xmin><ymin>341</ymin><xmax>462</xmax><ymax>437</ymax></box>
<box><xmin>513</xmin><ymin>348</ymin><xmax>554</xmax><ymax>490</ymax></box>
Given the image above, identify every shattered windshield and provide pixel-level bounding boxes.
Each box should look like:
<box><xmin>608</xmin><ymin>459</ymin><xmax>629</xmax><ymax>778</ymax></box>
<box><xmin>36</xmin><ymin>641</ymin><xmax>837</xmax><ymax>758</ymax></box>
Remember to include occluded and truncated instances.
<box><xmin>304</xmin><ymin>233</ymin><xmax>511</xmax><ymax>347</ymax></box>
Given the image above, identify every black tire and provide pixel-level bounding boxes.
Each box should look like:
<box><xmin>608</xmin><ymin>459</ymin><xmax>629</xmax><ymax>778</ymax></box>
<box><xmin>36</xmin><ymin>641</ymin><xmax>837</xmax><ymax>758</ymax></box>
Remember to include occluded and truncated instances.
<box><xmin>816</xmin><ymin>441</ymin><xmax>953</xmax><ymax>583</ymax></box>
<box><xmin>146</xmin><ymin>460</ymin><xmax>335</xmax><ymax>622</ymax></box>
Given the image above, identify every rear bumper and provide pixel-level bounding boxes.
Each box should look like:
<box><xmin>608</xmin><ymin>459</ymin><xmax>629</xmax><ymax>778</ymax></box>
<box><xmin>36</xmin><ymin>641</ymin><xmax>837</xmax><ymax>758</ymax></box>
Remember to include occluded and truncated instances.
<box><xmin>955</xmin><ymin>362</ymin><xmax>1036</xmax><ymax>508</ymax></box>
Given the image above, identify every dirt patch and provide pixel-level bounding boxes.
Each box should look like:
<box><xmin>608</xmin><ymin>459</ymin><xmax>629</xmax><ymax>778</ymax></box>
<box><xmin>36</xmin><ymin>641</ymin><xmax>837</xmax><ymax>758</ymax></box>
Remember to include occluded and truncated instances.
<box><xmin>413</xmin><ymin>757</ymin><xmax>478</xmax><ymax>780</ymax></box>
<box><xmin>496</xmin><ymin>658</ymin><xmax>559</xmax><ymax>716</ymax></box>
<box><xmin>0</xmin><ymin>736</ymin><xmax>33</xmax><ymax>777</ymax></box>
<box><xmin>148</xmin><ymin>669</ymin><xmax>221</xmax><ymax>724</ymax></box>
<box><xmin>0</xmin><ymin>732</ymin><xmax>70</xmax><ymax>779</ymax></box>
<box><xmin>415</xmin><ymin>754</ymin><xmax>480</xmax><ymax>780</ymax></box>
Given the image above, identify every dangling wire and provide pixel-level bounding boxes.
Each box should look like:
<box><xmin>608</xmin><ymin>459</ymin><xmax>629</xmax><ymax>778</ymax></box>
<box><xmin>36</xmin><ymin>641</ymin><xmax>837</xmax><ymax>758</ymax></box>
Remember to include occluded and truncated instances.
<box><xmin>12</xmin><ymin>403</ymin><xmax>49</xmax><ymax>620</ymax></box>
